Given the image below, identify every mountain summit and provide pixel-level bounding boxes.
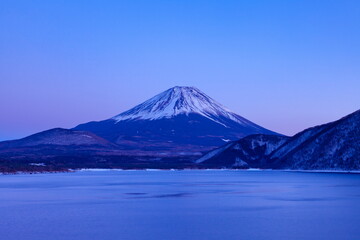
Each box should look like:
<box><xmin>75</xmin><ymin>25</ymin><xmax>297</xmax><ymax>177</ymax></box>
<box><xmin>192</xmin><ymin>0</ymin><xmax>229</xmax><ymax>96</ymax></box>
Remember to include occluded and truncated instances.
<box><xmin>74</xmin><ymin>86</ymin><xmax>279</xmax><ymax>155</ymax></box>
<box><xmin>113</xmin><ymin>86</ymin><xmax>258</xmax><ymax>128</ymax></box>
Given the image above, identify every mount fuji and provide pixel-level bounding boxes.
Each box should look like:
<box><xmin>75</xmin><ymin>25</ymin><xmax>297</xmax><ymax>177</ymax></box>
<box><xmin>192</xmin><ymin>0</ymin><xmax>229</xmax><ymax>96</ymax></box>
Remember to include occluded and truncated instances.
<box><xmin>74</xmin><ymin>86</ymin><xmax>279</xmax><ymax>155</ymax></box>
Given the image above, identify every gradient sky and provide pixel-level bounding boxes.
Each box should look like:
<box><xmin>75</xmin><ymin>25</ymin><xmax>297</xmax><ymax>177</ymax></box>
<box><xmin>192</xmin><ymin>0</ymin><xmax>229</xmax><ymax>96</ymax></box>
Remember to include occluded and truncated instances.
<box><xmin>1</xmin><ymin>0</ymin><xmax>360</xmax><ymax>141</ymax></box>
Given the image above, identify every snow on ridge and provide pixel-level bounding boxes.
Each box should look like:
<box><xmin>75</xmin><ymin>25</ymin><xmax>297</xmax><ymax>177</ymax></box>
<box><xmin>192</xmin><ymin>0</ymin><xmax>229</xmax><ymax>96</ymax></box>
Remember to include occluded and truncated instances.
<box><xmin>112</xmin><ymin>86</ymin><xmax>256</xmax><ymax>127</ymax></box>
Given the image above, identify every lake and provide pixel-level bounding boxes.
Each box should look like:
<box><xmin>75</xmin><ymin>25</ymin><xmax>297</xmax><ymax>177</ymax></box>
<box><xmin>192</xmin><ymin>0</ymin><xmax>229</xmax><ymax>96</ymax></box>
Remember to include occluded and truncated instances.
<box><xmin>0</xmin><ymin>170</ymin><xmax>359</xmax><ymax>240</ymax></box>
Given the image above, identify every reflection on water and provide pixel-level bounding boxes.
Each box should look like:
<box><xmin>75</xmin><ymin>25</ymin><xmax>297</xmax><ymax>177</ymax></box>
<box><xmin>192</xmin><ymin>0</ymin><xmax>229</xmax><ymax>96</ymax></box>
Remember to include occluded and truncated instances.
<box><xmin>126</xmin><ymin>192</ymin><xmax>191</xmax><ymax>199</ymax></box>
<box><xmin>0</xmin><ymin>170</ymin><xmax>360</xmax><ymax>240</ymax></box>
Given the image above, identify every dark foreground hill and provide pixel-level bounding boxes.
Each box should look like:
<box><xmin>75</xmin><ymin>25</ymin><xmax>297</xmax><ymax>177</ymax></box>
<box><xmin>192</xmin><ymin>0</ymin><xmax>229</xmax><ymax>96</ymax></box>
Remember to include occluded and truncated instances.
<box><xmin>196</xmin><ymin>134</ymin><xmax>289</xmax><ymax>168</ymax></box>
<box><xmin>269</xmin><ymin>110</ymin><xmax>360</xmax><ymax>170</ymax></box>
<box><xmin>0</xmin><ymin>128</ymin><xmax>198</xmax><ymax>172</ymax></box>
<box><xmin>198</xmin><ymin>110</ymin><xmax>360</xmax><ymax>170</ymax></box>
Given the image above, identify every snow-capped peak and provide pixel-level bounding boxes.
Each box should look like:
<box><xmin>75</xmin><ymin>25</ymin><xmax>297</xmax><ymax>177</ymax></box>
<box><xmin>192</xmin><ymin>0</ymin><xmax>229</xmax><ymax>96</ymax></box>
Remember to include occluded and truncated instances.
<box><xmin>112</xmin><ymin>86</ymin><xmax>258</xmax><ymax>127</ymax></box>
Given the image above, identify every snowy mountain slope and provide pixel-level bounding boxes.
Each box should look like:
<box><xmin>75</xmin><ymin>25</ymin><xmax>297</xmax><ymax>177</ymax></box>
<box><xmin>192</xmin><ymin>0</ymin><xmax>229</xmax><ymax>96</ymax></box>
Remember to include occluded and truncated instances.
<box><xmin>74</xmin><ymin>86</ymin><xmax>279</xmax><ymax>154</ymax></box>
<box><xmin>112</xmin><ymin>86</ymin><xmax>263</xmax><ymax>129</ymax></box>
<box><xmin>270</xmin><ymin>109</ymin><xmax>360</xmax><ymax>169</ymax></box>
<box><xmin>196</xmin><ymin>134</ymin><xmax>289</xmax><ymax>168</ymax></box>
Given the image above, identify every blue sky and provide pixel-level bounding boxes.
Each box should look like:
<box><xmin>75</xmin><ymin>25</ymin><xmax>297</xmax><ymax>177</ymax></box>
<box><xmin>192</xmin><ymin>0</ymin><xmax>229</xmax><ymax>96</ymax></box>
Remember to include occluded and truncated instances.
<box><xmin>1</xmin><ymin>0</ymin><xmax>360</xmax><ymax>140</ymax></box>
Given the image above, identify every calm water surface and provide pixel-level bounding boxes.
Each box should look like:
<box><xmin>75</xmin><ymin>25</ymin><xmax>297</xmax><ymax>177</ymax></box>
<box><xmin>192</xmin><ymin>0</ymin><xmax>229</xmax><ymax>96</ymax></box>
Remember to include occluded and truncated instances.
<box><xmin>1</xmin><ymin>170</ymin><xmax>360</xmax><ymax>240</ymax></box>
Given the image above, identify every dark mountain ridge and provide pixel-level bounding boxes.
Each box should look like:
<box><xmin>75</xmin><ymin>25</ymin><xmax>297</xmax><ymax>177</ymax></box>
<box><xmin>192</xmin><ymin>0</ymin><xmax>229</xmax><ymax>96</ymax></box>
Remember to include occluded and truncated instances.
<box><xmin>196</xmin><ymin>134</ymin><xmax>289</xmax><ymax>168</ymax></box>
<box><xmin>198</xmin><ymin>110</ymin><xmax>360</xmax><ymax>170</ymax></box>
<box><xmin>270</xmin><ymin>109</ymin><xmax>360</xmax><ymax>169</ymax></box>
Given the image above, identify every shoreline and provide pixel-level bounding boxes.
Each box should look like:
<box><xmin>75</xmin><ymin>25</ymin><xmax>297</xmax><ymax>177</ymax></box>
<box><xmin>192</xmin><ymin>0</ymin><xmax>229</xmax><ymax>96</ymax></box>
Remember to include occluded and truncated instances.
<box><xmin>2</xmin><ymin>168</ymin><xmax>360</xmax><ymax>175</ymax></box>
<box><xmin>77</xmin><ymin>168</ymin><xmax>360</xmax><ymax>174</ymax></box>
